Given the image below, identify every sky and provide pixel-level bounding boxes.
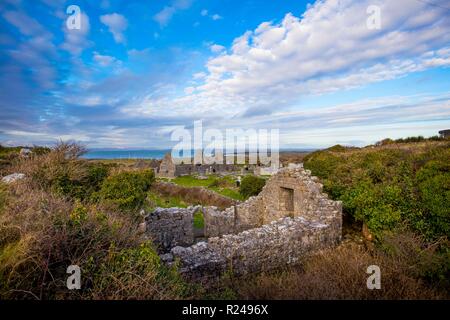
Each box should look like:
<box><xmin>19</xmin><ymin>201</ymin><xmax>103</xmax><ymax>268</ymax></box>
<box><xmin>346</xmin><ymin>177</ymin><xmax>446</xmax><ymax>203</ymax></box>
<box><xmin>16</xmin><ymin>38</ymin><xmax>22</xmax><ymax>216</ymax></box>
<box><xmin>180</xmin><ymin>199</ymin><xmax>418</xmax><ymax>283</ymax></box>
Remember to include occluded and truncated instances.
<box><xmin>0</xmin><ymin>0</ymin><xmax>449</xmax><ymax>149</ymax></box>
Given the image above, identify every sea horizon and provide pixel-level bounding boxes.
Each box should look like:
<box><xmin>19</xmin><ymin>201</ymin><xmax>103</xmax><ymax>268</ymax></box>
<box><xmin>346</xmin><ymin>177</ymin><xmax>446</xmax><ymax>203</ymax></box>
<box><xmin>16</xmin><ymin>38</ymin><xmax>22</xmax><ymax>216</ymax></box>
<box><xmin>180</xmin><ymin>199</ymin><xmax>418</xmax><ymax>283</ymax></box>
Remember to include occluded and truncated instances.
<box><xmin>82</xmin><ymin>148</ymin><xmax>317</xmax><ymax>160</ymax></box>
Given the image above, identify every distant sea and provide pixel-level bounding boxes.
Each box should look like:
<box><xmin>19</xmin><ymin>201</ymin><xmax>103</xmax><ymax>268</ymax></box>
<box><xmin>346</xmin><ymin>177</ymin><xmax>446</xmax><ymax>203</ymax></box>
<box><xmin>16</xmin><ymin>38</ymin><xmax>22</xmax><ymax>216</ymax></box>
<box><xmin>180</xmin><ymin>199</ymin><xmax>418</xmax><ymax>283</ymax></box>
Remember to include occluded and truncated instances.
<box><xmin>82</xmin><ymin>148</ymin><xmax>316</xmax><ymax>160</ymax></box>
<box><xmin>82</xmin><ymin>150</ymin><xmax>170</xmax><ymax>160</ymax></box>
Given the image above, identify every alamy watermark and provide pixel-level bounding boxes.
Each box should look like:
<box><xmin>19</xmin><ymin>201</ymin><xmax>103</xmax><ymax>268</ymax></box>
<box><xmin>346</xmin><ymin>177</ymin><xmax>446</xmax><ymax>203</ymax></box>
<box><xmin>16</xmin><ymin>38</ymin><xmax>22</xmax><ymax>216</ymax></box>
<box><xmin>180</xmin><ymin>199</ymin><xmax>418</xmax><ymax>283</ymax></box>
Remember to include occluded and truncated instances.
<box><xmin>366</xmin><ymin>265</ymin><xmax>381</xmax><ymax>289</ymax></box>
<box><xmin>170</xmin><ymin>120</ymin><xmax>280</xmax><ymax>168</ymax></box>
<box><xmin>366</xmin><ymin>4</ymin><xmax>381</xmax><ymax>30</ymax></box>
<box><xmin>66</xmin><ymin>5</ymin><xmax>81</xmax><ymax>30</ymax></box>
<box><xmin>67</xmin><ymin>265</ymin><xmax>81</xmax><ymax>290</ymax></box>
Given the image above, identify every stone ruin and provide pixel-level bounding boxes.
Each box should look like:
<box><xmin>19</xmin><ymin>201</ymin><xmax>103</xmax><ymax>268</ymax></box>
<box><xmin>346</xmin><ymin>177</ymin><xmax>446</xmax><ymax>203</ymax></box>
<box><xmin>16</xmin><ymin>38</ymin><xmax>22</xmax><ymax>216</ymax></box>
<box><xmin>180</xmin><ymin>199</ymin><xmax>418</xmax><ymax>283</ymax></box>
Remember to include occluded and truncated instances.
<box><xmin>156</xmin><ymin>152</ymin><xmax>241</xmax><ymax>178</ymax></box>
<box><xmin>143</xmin><ymin>167</ymin><xmax>342</xmax><ymax>280</ymax></box>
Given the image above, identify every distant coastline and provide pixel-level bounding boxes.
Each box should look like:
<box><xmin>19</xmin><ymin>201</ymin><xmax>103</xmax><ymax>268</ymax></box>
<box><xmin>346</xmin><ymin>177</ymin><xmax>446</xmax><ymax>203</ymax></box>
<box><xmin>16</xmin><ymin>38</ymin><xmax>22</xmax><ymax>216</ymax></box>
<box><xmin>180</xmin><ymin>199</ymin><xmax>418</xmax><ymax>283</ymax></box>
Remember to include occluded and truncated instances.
<box><xmin>82</xmin><ymin>148</ymin><xmax>317</xmax><ymax>160</ymax></box>
<box><xmin>82</xmin><ymin>150</ymin><xmax>170</xmax><ymax>160</ymax></box>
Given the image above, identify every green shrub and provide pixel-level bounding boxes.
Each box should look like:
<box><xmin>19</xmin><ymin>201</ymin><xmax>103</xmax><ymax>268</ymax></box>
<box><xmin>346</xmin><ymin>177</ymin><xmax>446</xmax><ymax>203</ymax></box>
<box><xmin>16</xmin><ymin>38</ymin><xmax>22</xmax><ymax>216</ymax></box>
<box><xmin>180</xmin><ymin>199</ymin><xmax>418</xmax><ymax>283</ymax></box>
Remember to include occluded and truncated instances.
<box><xmin>82</xmin><ymin>242</ymin><xmax>190</xmax><ymax>299</ymax></box>
<box><xmin>0</xmin><ymin>181</ymin><xmax>188</xmax><ymax>300</ymax></box>
<box><xmin>239</xmin><ymin>175</ymin><xmax>266</xmax><ymax>199</ymax></box>
<box><xmin>49</xmin><ymin>162</ymin><xmax>110</xmax><ymax>200</ymax></box>
<box><xmin>304</xmin><ymin>141</ymin><xmax>450</xmax><ymax>241</ymax></box>
<box><xmin>31</xmin><ymin>146</ymin><xmax>51</xmax><ymax>155</ymax></box>
<box><xmin>96</xmin><ymin>170</ymin><xmax>155</xmax><ymax>212</ymax></box>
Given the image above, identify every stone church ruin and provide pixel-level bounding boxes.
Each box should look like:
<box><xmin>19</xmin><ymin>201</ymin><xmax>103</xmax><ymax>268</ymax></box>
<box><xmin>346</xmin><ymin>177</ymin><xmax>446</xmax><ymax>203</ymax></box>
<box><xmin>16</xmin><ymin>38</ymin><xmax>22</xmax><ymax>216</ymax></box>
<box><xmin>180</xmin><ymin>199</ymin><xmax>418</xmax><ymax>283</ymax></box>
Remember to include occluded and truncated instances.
<box><xmin>156</xmin><ymin>152</ymin><xmax>242</xmax><ymax>178</ymax></box>
<box><xmin>143</xmin><ymin>167</ymin><xmax>342</xmax><ymax>279</ymax></box>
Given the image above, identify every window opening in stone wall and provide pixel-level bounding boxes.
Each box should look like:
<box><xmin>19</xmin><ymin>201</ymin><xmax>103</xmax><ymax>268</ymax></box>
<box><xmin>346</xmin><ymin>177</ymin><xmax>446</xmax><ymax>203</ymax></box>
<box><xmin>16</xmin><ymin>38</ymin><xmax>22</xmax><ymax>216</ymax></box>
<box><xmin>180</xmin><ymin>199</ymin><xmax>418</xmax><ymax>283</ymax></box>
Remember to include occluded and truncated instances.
<box><xmin>280</xmin><ymin>187</ymin><xmax>294</xmax><ymax>217</ymax></box>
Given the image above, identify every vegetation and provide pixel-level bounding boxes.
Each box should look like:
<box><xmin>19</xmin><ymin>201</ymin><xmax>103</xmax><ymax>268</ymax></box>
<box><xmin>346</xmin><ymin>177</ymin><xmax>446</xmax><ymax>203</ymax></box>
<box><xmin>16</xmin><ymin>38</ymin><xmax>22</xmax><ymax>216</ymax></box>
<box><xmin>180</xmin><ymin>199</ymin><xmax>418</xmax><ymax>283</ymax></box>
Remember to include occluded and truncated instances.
<box><xmin>1</xmin><ymin>139</ymin><xmax>448</xmax><ymax>299</ymax></box>
<box><xmin>152</xmin><ymin>181</ymin><xmax>236</xmax><ymax>209</ymax></box>
<box><xmin>375</xmin><ymin>135</ymin><xmax>445</xmax><ymax>146</ymax></box>
<box><xmin>304</xmin><ymin>140</ymin><xmax>450</xmax><ymax>240</ymax></box>
<box><xmin>95</xmin><ymin>169</ymin><xmax>154</xmax><ymax>213</ymax></box>
<box><xmin>193</xmin><ymin>209</ymin><xmax>205</xmax><ymax>229</ymax></box>
<box><xmin>239</xmin><ymin>175</ymin><xmax>266</xmax><ymax>199</ymax></box>
<box><xmin>147</xmin><ymin>191</ymin><xmax>189</xmax><ymax>209</ymax></box>
<box><xmin>166</xmin><ymin>174</ymin><xmax>244</xmax><ymax>201</ymax></box>
<box><xmin>211</xmin><ymin>234</ymin><xmax>447</xmax><ymax>299</ymax></box>
<box><xmin>0</xmin><ymin>142</ymin><xmax>189</xmax><ymax>300</ymax></box>
<box><xmin>303</xmin><ymin>139</ymin><xmax>450</xmax><ymax>288</ymax></box>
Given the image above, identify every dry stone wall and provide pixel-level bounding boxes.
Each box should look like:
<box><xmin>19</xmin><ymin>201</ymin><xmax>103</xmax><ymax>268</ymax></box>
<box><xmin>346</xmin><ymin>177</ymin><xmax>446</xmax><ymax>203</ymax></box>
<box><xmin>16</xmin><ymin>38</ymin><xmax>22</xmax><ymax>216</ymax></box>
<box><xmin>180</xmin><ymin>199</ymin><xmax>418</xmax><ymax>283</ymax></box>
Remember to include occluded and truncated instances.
<box><xmin>203</xmin><ymin>206</ymin><xmax>235</xmax><ymax>238</ymax></box>
<box><xmin>166</xmin><ymin>215</ymin><xmax>339</xmax><ymax>279</ymax></box>
<box><xmin>146</xmin><ymin>167</ymin><xmax>342</xmax><ymax>279</ymax></box>
<box><xmin>204</xmin><ymin>167</ymin><xmax>342</xmax><ymax>236</ymax></box>
<box><xmin>145</xmin><ymin>206</ymin><xmax>199</xmax><ymax>252</ymax></box>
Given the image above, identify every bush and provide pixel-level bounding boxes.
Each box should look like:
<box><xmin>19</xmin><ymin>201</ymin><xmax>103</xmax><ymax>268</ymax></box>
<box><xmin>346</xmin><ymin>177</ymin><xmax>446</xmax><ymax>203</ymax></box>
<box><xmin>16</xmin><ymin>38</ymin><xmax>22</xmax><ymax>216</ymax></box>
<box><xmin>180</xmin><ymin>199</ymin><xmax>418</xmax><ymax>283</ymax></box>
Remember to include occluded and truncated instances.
<box><xmin>9</xmin><ymin>142</ymin><xmax>120</xmax><ymax>201</ymax></box>
<box><xmin>96</xmin><ymin>170</ymin><xmax>154</xmax><ymax>212</ymax></box>
<box><xmin>304</xmin><ymin>141</ymin><xmax>450</xmax><ymax>241</ymax></box>
<box><xmin>0</xmin><ymin>181</ymin><xmax>188</xmax><ymax>300</ymax></box>
<box><xmin>239</xmin><ymin>175</ymin><xmax>266</xmax><ymax>199</ymax></box>
<box><xmin>12</xmin><ymin>142</ymin><xmax>92</xmax><ymax>199</ymax></box>
<box><xmin>82</xmin><ymin>242</ymin><xmax>190</xmax><ymax>300</ymax></box>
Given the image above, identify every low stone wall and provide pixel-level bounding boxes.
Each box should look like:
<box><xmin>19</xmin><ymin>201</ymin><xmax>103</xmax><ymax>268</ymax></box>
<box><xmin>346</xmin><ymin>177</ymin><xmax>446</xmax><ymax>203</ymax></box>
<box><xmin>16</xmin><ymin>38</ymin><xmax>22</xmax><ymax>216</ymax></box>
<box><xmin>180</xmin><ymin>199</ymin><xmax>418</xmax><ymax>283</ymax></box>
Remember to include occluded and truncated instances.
<box><xmin>145</xmin><ymin>206</ymin><xmax>199</xmax><ymax>252</ymax></box>
<box><xmin>166</xmin><ymin>215</ymin><xmax>339</xmax><ymax>279</ymax></box>
<box><xmin>203</xmin><ymin>206</ymin><xmax>235</xmax><ymax>238</ymax></box>
<box><xmin>148</xmin><ymin>167</ymin><xmax>342</xmax><ymax>279</ymax></box>
<box><xmin>201</xmin><ymin>167</ymin><xmax>342</xmax><ymax>236</ymax></box>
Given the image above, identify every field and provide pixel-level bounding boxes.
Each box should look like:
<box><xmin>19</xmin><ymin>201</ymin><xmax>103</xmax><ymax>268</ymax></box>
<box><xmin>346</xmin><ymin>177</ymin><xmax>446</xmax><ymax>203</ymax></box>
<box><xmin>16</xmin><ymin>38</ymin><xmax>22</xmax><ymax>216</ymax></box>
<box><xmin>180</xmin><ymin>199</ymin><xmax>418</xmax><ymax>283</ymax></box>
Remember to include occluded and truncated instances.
<box><xmin>0</xmin><ymin>139</ymin><xmax>448</xmax><ymax>299</ymax></box>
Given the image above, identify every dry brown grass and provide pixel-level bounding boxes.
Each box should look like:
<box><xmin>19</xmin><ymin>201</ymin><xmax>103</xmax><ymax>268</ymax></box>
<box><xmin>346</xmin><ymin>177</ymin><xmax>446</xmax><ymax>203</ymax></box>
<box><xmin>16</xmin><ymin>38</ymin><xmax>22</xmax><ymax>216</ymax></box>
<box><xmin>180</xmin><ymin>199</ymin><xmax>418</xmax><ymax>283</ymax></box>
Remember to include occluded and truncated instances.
<box><xmin>153</xmin><ymin>181</ymin><xmax>236</xmax><ymax>209</ymax></box>
<box><xmin>219</xmin><ymin>236</ymin><xmax>448</xmax><ymax>300</ymax></box>
<box><xmin>0</xmin><ymin>144</ymin><xmax>190</xmax><ymax>300</ymax></box>
<box><xmin>0</xmin><ymin>180</ymin><xmax>141</xmax><ymax>299</ymax></box>
<box><xmin>10</xmin><ymin>142</ymin><xmax>88</xmax><ymax>190</ymax></box>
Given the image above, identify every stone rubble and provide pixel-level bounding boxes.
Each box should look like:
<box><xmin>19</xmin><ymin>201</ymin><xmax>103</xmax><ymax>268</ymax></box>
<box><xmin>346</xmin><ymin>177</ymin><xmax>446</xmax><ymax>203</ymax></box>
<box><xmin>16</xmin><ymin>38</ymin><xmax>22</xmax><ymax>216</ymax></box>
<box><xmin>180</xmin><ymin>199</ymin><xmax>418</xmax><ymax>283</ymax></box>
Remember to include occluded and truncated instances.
<box><xmin>1</xmin><ymin>173</ymin><xmax>25</xmax><ymax>184</ymax></box>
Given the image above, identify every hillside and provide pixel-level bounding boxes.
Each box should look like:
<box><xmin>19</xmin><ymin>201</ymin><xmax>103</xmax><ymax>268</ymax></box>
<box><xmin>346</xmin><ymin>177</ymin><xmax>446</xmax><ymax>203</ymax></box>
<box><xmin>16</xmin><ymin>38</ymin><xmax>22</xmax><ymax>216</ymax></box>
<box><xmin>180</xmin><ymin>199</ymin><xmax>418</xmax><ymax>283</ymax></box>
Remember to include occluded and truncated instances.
<box><xmin>0</xmin><ymin>140</ymin><xmax>448</xmax><ymax>299</ymax></box>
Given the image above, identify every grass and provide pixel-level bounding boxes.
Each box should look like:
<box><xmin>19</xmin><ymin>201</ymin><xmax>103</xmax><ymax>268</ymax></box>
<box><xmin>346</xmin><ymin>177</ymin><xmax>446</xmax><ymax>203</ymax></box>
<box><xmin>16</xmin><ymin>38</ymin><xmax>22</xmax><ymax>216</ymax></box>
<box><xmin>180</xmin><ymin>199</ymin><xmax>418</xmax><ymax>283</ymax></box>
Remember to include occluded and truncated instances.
<box><xmin>205</xmin><ymin>232</ymin><xmax>449</xmax><ymax>300</ymax></box>
<box><xmin>2</xmin><ymin>140</ymin><xmax>448</xmax><ymax>300</ymax></box>
<box><xmin>171</xmin><ymin>175</ymin><xmax>219</xmax><ymax>187</ymax></box>
<box><xmin>165</xmin><ymin>174</ymin><xmax>245</xmax><ymax>201</ymax></box>
<box><xmin>210</xmin><ymin>187</ymin><xmax>244</xmax><ymax>201</ymax></box>
<box><xmin>147</xmin><ymin>191</ymin><xmax>190</xmax><ymax>209</ymax></box>
<box><xmin>193</xmin><ymin>209</ymin><xmax>205</xmax><ymax>229</ymax></box>
<box><xmin>0</xmin><ymin>143</ymin><xmax>191</xmax><ymax>300</ymax></box>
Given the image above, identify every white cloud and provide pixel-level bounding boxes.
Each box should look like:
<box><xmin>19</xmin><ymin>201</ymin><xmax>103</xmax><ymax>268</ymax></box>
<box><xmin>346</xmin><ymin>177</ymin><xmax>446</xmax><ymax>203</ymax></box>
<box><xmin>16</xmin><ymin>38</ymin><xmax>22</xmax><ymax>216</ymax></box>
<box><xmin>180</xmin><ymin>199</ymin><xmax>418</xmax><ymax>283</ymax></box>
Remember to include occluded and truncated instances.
<box><xmin>100</xmin><ymin>13</ymin><xmax>128</xmax><ymax>44</ymax></box>
<box><xmin>93</xmin><ymin>52</ymin><xmax>120</xmax><ymax>67</ymax></box>
<box><xmin>200</xmin><ymin>9</ymin><xmax>223</xmax><ymax>21</ymax></box>
<box><xmin>193</xmin><ymin>72</ymin><xmax>206</xmax><ymax>79</ymax></box>
<box><xmin>3</xmin><ymin>10</ymin><xmax>46</xmax><ymax>36</ymax></box>
<box><xmin>210</xmin><ymin>44</ymin><xmax>226</xmax><ymax>53</ymax></box>
<box><xmin>184</xmin><ymin>86</ymin><xmax>196</xmax><ymax>94</ymax></box>
<box><xmin>171</xmin><ymin>0</ymin><xmax>450</xmax><ymax>117</ymax></box>
<box><xmin>61</xmin><ymin>12</ymin><xmax>91</xmax><ymax>56</ymax></box>
<box><xmin>119</xmin><ymin>0</ymin><xmax>450</xmax><ymax>148</ymax></box>
<box><xmin>154</xmin><ymin>0</ymin><xmax>193</xmax><ymax>27</ymax></box>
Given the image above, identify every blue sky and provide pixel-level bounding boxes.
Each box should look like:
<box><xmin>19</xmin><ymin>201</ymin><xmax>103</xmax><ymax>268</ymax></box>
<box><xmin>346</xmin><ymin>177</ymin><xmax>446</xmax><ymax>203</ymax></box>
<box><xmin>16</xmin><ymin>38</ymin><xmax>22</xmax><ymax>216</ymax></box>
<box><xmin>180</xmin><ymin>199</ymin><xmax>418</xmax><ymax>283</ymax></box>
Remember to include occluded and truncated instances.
<box><xmin>0</xmin><ymin>0</ymin><xmax>449</xmax><ymax>149</ymax></box>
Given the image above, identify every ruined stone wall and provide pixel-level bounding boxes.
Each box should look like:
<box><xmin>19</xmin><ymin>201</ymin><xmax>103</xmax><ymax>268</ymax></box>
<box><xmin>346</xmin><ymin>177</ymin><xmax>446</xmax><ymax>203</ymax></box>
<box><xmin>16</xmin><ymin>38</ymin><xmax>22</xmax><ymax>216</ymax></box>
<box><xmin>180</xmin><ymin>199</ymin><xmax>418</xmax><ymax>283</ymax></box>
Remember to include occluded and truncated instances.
<box><xmin>235</xmin><ymin>168</ymin><xmax>342</xmax><ymax>227</ymax></box>
<box><xmin>157</xmin><ymin>152</ymin><xmax>248</xmax><ymax>178</ymax></box>
<box><xmin>166</xmin><ymin>215</ymin><xmax>340</xmax><ymax>279</ymax></box>
<box><xmin>202</xmin><ymin>167</ymin><xmax>342</xmax><ymax>234</ymax></box>
<box><xmin>158</xmin><ymin>153</ymin><xmax>176</xmax><ymax>178</ymax></box>
<box><xmin>203</xmin><ymin>206</ymin><xmax>235</xmax><ymax>238</ymax></box>
<box><xmin>145</xmin><ymin>206</ymin><xmax>199</xmax><ymax>252</ymax></box>
<box><xmin>151</xmin><ymin>167</ymin><xmax>342</xmax><ymax>278</ymax></box>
